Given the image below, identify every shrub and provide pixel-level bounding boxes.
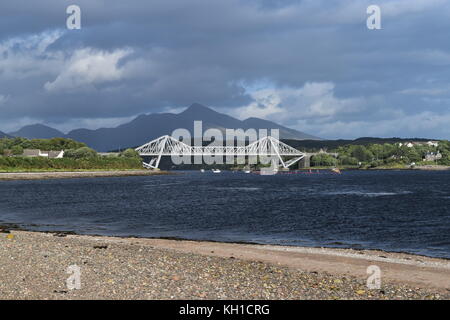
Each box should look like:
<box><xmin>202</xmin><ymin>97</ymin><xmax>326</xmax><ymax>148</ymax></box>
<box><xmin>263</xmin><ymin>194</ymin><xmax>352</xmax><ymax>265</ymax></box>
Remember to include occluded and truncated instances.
<box><xmin>65</xmin><ymin>147</ymin><xmax>98</xmax><ymax>159</ymax></box>
<box><xmin>120</xmin><ymin>148</ymin><xmax>140</xmax><ymax>158</ymax></box>
<box><xmin>311</xmin><ymin>154</ymin><xmax>336</xmax><ymax>166</ymax></box>
<box><xmin>0</xmin><ymin>156</ymin><xmax>142</xmax><ymax>171</ymax></box>
<box><xmin>11</xmin><ymin>145</ymin><xmax>23</xmax><ymax>155</ymax></box>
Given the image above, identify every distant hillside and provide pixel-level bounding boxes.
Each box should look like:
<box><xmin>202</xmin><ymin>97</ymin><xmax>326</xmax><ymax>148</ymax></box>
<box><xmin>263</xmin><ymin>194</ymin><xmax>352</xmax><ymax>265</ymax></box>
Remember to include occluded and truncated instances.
<box><xmin>283</xmin><ymin>137</ymin><xmax>438</xmax><ymax>152</ymax></box>
<box><xmin>241</xmin><ymin>117</ymin><xmax>318</xmax><ymax>140</ymax></box>
<box><xmin>0</xmin><ymin>131</ymin><xmax>12</xmax><ymax>139</ymax></box>
<box><xmin>10</xmin><ymin>124</ymin><xmax>64</xmax><ymax>140</ymax></box>
<box><xmin>10</xmin><ymin>103</ymin><xmax>320</xmax><ymax>151</ymax></box>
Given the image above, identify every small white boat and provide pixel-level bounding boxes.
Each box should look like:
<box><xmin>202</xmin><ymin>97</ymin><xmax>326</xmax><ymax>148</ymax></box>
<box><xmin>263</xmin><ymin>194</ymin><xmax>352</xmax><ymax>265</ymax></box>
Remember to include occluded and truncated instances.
<box><xmin>200</xmin><ymin>169</ymin><xmax>205</xmax><ymax>173</ymax></box>
<box><xmin>212</xmin><ymin>169</ymin><xmax>221</xmax><ymax>173</ymax></box>
<box><xmin>244</xmin><ymin>170</ymin><xmax>251</xmax><ymax>174</ymax></box>
<box><xmin>260</xmin><ymin>167</ymin><xmax>278</xmax><ymax>175</ymax></box>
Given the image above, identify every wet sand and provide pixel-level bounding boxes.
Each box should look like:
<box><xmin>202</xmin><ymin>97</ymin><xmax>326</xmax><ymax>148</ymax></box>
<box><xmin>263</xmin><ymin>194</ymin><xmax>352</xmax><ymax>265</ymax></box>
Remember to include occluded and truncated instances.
<box><xmin>0</xmin><ymin>230</ymin><xmax>449</xmax><ymax>300</ymax></box>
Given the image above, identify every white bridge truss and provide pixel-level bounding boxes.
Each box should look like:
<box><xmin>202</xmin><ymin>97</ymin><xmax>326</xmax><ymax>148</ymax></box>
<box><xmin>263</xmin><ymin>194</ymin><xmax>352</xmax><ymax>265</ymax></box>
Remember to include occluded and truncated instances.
<box><xmin>135</xmin><ymin>135</ymin><xmax>305</xmax><ymax>169</ymax></box>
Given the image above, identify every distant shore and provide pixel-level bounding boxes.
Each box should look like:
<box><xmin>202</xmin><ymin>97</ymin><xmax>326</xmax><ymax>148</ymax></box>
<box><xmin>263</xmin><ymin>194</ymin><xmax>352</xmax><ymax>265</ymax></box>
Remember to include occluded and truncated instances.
<box><xmin>0</xmin><ymin>166</ymin><xmax>449</xmax><ymax>181</ymax></box>
<box><xmin>411</xmin><ymin>165</ymin><xmax>450</xmax><ymax>171</ymax></box>
<box><xmin>366</xmin><ymin>165</ymin><xmax>450</xmax><ymax>171</ymax></box>
<box><xmin>0</xmin><ymin>170</ymin><xmax>170</xmax><ymax>181</ymax></box>
<box><xmin>0</xmin><ymin>230</ymin><xmax>449</xmax><ymax>299</ymax></box>
<box><xmin>297</xmin><ymin>165</ymin><xmax>450</xmax><ymax>171</ymax></box>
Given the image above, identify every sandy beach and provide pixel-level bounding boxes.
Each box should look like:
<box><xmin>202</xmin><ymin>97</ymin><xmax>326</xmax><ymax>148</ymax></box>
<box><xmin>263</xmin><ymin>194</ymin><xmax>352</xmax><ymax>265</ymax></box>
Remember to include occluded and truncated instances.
<box><xmin>0</xmin><ymin>230</ymin><xmax>449</xmax><ymax>300</ymax></box>
<box><xmin>0</xmin><ymin>170</ymin><xmax>169</xmax><ymax>180</ymax></box>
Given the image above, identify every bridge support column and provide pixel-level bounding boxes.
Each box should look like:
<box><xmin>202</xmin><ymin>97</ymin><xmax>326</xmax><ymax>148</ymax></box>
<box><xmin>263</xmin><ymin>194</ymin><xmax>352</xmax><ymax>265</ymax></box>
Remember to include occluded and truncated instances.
<box><xmin>298</xmin><ymin>155</ymin><xmax>311</xmax><ymax>168</ymax></box>
<box><xmin>142</xmin><ymin>136</ymin><xmax>168</xmax><ymax>170</ymax></box>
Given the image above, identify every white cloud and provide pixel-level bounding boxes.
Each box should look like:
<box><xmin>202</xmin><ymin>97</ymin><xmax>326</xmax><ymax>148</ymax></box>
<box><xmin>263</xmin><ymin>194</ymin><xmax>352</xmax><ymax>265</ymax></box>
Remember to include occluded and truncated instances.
<box><xmin>382</xmin><ymin>0</ymin><xmax>446</xmax><ymax>17</ymax></box>
<box><xmin>0</xmin><ymin>94</ymin><xmax>9</xmax><ymax>105</ymax></box>
<box><xmin>298</xmin><ymin>111</ymin><xmax>450</xmax><ymax>139</ymax></box>
<box><xmin>0</xmin><ymin>30</ymin><xmax>135</xmax><ymax>92</ymax></box>
<box><xmin>0</xmin><ymin>29</ymin><xmax>62</xmax><ymax>54</ymax></box>
<box><xmin>233</xmin><ymin>81</ymin><xmax>450</xmax><ymax>139</ymax></box>
<box><xmin>44</xmin><ymin>48</ymin><xmax>133</xmax><ymax>92</ymax></box>
<box><xmin>234</xmin><ymin>82</ymin><xmax>364</xmax><ymax>122</ymax></box>
<box><xmin>0</xmin><ymin>30</ymin><xmax>64</xmax><ymax>79</ymax></box>
<box><xmin>408</xmin><ymin>50</ymin><xmax>450</xmax><ymax>66</ymax></box>
<box><xmin>1</xmin><ymin>1</ymin><xmax>450</xmax><ymax>139</ymax></box>
<box><xmin>398</xmin><ymin>87</ymin><xmax>450</xmax><ymax>96</ymax></box>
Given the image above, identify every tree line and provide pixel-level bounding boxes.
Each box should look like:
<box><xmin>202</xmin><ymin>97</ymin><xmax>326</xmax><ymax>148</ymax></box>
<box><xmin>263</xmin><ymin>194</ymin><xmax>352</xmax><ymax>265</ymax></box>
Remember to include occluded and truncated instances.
<box><xmin>0</xmin><ymin>137</ymin><xmax>142</xmax><ymax>171</ymax></box>
<box><xmin>310</xmin><ymin>141</ymin><xmax>450</xmax><ymax>167</ymax></box>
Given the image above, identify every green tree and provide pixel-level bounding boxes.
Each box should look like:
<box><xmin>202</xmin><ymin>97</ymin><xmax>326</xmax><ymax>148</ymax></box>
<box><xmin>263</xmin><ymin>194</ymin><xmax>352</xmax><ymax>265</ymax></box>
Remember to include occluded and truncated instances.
<box><xmin>339</xmin><ymin>155</ymin><xmax>358</xmax><ymax>166</ymax></box>
<box><xmin>368</xmin><ymin>144</ymin><xmax>383</xmax><ymax>160</ymax></box>
<box><xmin>311</xmin><ymin>154</ymin><xmax>336</xmax><ymax>166</ymax></box>
<box><xmin>351</xmin><ymin>145</ymin><xmax>373</xmax><ymax>162</ymax></box>
<box><xmin>11</xmin><ymin>145</ymin><xmax>23</xmax><ymax>155</ymax></box>
<box><xmin>120</xmin><ymin>148</ymin><xmax>140</xmax><ymax>158</ymax></box>
<box><xmin>65</xmin><ymin>147</ymin><xmax>97</xmax><ymax>159</ymax></box>
<box><xmin>404</xmin><ymin>148</ymin><xmax>421</xmax><ymax>163</ymax></box>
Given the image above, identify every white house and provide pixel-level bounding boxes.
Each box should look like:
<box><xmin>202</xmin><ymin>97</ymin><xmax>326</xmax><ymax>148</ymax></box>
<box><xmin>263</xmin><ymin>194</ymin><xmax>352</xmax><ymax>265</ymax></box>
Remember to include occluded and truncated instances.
<box><xmin>426</xmin><ymin>141</ymin><xmax>439</xmax><ymax>147</ymax></box>
<box><xmin>22</xmin><ymin>149</ymin><xmax>64</xmax><ymax>159</ymax></box>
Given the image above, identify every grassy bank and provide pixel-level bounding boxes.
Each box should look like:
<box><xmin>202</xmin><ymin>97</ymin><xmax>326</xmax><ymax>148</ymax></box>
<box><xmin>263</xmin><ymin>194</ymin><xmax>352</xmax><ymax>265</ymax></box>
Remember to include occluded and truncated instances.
<box><xmin>0</xmin><ymin>156</ymin><xmax>142</xmax><ymax>172</ymax></box>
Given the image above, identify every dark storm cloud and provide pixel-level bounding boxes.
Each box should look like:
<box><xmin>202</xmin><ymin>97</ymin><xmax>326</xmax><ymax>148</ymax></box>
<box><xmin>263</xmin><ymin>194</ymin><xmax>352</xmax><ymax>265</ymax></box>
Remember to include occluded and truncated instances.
<box><xmin>0</xmin><ymin>0</ymin><xmax>449</xmax><ymax>138</ymax></box>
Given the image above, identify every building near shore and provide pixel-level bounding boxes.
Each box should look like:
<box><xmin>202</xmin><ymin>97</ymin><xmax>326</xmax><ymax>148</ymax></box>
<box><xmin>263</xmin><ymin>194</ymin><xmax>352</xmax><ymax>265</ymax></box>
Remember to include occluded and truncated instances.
<box><xmin>22</xmin><ymin>149</ymin><xmax>64</xmax><ymax>159</ymax></box>
<box><xmin>398</xmin><ymin>141</ymin><xmax>439</xmax><ymax>148</ymax></box>
<box><xmin>424</xmin><ymin>151</ymin><xmax>442</xmax><ymax>162</ymax></box>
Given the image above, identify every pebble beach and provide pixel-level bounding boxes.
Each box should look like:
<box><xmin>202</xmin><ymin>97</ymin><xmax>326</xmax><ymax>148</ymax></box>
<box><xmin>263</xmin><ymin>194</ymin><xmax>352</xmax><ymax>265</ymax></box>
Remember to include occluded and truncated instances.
<box><xmin>0</xmin><ymin>230</ymin><xmax>449</xmax><ymax>300</ymax></box>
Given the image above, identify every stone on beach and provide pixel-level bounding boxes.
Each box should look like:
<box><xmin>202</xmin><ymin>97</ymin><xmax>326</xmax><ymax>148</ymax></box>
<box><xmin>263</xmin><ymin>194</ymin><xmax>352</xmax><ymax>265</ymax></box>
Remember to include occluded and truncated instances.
<box><xmin>0</xmin><ymin>231</ymin><xmax>449</xmax><ymax>300</ymax></box>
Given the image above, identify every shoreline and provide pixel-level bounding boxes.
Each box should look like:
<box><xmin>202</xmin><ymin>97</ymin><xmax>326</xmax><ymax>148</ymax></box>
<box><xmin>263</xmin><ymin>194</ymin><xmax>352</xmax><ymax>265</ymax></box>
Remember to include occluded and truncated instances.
<box><xmin>2</xmin><ymin>222</ymin><xmax>447</xmax><ymax>261</ymax></box>
<box><xmin>2</xmin><ymin>223</ymin><xmax>448</xmax><ymax>261</ymax></box>
<box><xmin>0</xmin><ymin>230</ymin><xmax>449</xmax><ymax>299</ymax></box>
<box><xmin>0</xmin><ymin>170</ymin><xmax>170</xmax><ymax>180</ymax></box>
<box><xmin>0</xmin><ymin>167</ymin><xmax>448</xmax><ymax>182</ymax></box>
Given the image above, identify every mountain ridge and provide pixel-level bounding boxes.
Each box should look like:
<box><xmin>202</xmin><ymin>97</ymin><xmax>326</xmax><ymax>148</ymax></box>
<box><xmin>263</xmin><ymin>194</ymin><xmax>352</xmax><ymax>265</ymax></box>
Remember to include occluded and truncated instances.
<box><xmin>7</xmin><ymin>103</ymin><xmax>321</xmax><ymax>151</ymax></box>
<box><xmin>10</xmin><ymin>124</ymin><xmax>64</xmax><ymax>140</ymax></box>
<box><xmin>0</xmin><ymin>131</ymin><xmax>12</xmax><ymax>139</ymax></box>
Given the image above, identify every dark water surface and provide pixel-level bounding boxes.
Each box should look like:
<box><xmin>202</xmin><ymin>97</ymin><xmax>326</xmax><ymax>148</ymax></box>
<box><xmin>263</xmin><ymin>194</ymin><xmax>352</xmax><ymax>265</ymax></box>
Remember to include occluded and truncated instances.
<box><xmin>0</xmin><ymin>170</ymin><xmax>449</xmax><ymax>258</ymax></box>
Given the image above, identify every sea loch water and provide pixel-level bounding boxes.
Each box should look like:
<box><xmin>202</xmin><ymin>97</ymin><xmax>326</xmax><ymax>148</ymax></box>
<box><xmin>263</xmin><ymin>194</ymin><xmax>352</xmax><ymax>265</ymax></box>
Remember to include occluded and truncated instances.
<box><xmin>0</xmin><ymin>170</ymin><xmax>449</xmax><ymax>258</ymax></box>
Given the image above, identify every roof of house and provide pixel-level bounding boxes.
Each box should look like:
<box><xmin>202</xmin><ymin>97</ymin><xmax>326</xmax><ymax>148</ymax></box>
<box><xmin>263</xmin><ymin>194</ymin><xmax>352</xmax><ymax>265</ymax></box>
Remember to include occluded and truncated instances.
<box><xmin>48</xmin><ymin>151</ymin><xmax>63</xmax><ymax>158</ymax></box>
<box><xmin>22</xmin><ymin>149</ymin><xmax>41</xmax><ymax>157</ymax></box>
<box><xmin>22</xmin><ymin>149</ymin><xmax>63</xmax><ymax>158</ymax></box>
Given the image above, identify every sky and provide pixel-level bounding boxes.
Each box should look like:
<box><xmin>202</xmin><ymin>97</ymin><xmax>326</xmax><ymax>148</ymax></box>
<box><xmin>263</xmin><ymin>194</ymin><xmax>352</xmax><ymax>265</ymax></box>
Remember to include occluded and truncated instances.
<box><xmin>0</xmin><ymin>0</ymin><xmax>450</xmax><ymax>139</ymax></box>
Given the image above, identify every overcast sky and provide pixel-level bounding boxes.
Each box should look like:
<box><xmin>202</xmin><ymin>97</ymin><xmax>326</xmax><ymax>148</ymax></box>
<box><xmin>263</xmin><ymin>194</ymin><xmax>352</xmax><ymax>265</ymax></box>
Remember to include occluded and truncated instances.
<box><xmin>0</xmin><ymin>0</ymin><xmax>449</xmax><ymax>139</ymax></box>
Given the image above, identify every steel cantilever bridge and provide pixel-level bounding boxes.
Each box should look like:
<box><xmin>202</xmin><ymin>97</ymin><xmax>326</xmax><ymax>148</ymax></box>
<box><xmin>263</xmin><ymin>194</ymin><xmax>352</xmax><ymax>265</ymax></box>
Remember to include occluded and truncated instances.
<box><xmin>135</xmin><ymin>135</ymin><xmax>305</xmax><ymax>169</ymax></box>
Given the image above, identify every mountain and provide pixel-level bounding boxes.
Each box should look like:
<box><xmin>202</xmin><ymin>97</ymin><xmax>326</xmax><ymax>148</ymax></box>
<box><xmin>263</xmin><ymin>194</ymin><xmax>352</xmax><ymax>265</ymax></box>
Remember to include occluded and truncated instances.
<box><xmin>10</xmin><ymin>124</ymin><xmax>65</xmax><ymax>139</ymax></box>
<box><xmin>12</xmin><ymin>103</ymin><xmax>320</xmax><ymax>151</ymax></box>
<box><xmin>0</xmin><ymin>131</ymin><xmax>12</xmax><ymax>138</ymax></box>
<box><xmin>284</xmin><ymin>137</ymin><xmax>437</xmax><ymax>151</ymax></box>
<box><xmin>178</xmin><ymin>103</ymin><xmax>243</xmax><ymax>129</ymax></box>
<box><xmin>241</xmin><ymin>117</ymin><xmax>318</xmax><ymax>140</ymax></box>
<box><xmin>178</xmin><ymin>104</ymin><xmax>319</xmax><ymax>140</ymax></box>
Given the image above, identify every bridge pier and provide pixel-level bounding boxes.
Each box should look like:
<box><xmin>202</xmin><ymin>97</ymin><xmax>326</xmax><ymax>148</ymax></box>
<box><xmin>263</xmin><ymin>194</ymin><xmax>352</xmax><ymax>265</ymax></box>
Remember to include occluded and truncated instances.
<box><xmin>297</xmin><ymin>152</ymin><xmax>339</xmax><ymax>169</ymax></box>
<box><xmin>298</xmin><ymin>155</ymin><xmax>311</xmax><ymax>168</ymax></box>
